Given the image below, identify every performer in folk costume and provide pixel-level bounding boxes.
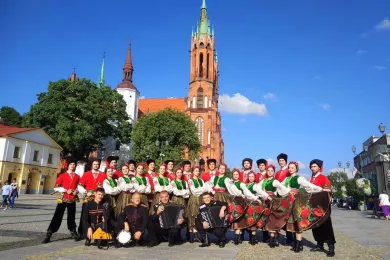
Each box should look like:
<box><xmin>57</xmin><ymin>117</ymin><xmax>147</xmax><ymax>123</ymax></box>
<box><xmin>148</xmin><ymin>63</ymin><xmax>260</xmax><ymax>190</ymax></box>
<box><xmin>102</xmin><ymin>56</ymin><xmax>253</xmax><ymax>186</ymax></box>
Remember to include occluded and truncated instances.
<box><xmin>43</xmin><ymin>156</ymin><xmax>80</xmax><ymax>244</ymax></box>
<box><xmin>102</xmin><ymin>168</ymin><xmax>121</xmax><ymax>211</ymax></box>
<box><xmin>274</xmin><ymin>153</ymin><xmax>294</xmax><ymax>245</ymax></box>
<box><xmin>171</xmin><ymin>167</ymin><xmax>190</xmax><ymax>206</ymax></box>
<box><xmin>208</xmin><ymin>163</ymin><xmax>242</xmax><ymax>203</ymax></box>
<box><xmin>201</xmin><ymin>159</ymin><xmax>219</xmax><ymax>182</ymax></box>
<box><xmin>182</xmin><ymin>160</ymin><xmax>192</xmax><ymax>182</ymax></box>
<box><xmin>150</xmin><ymin>163</ymin><xmax>173</xmax><ymax>215</ymax></box>
<box><xmin>106</xmin><ymin>156</ymin><xmax>122</xmax><ymax>180</ymax></box>
<box><xmin>197</xmin><ymin>192</ymin><xmax>228</xmax><ymax>248</ymax></box>
<box><xmin>187</xmin><ymin>166</ymin><xmax>212</xmax><ymax>242</ymax></box>
<box><xmin>145</xmin><ymin>159</ymin><xmax>157</xmax><ymax>189</ymax></box>
<box><xmin>239</xmin><ymin>158</ymin><xmax>255</xmax><ymax>183</ymax></box>
<box><xmin>115</xmin><ymin>192</ymin><xmax>149</xmax><ymax>247</ymax></box>
<box><xmin>283</xmin><ymin>161</ymin><xmax>328</xmax><ymax>253</ymax></box>
<box><xmin>261</xmin><ymin>164</ymin><xmax>292</xmax><ymax>248</ymax></box>
<box><xmin>256</xmin><ymin>159</ymin><xmax>268</xmax><ymax>182</ymax></box>
<box><xmin>147</xmin><ymin>191</ymin><xmax>184</xmax><ymax>247</ymax></box>
<box><xmin>127</xmin><ymin>159</ymin><xmax>136</xmax><ymax>177</ymax></box>
<box><xmin>132</xmin><ymin>163</ymin><xmax>152</xmax><ymax>209</ymax></box>
<box><xmin>309</xmin><ymin>159</ymin><xmax>336</xmax><ymax>257</ymax></box>
<box><xmin>165</xmin><ymin>160</ymin><xmax>175</xmax><ymax>180</ymax></box>
<box><xmin>77</xmin><ymin>158</ymin><xmax>106</xmax><ymax>239</ymax></box>
<box><xmin>82</xmin><ymin>187</ymin><xmax>114</xmax><ymax>247</ymax></box>
<box><xmin>115</xmin><ymin>164</ymin><xmax>135</xmax><ymax>217</ymax></box>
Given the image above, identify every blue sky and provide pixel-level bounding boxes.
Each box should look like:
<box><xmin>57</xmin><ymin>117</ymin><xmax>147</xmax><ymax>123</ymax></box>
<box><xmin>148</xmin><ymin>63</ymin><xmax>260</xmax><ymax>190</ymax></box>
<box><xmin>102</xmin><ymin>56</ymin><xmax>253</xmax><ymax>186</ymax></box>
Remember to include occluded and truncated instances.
<box><xmin>1</xmin><ymin>0</ymin><xmax>389</xmax><ymax>175</ymax></box>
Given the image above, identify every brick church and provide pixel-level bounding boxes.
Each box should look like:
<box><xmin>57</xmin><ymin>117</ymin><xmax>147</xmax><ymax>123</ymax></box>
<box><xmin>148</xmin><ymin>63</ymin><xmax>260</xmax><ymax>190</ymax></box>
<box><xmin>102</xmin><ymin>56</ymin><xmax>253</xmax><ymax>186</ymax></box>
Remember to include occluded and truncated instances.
<box><xmin>92</xmin><ymin>0</ymin><xmax>224</xmax><ymax>166</ymax></box>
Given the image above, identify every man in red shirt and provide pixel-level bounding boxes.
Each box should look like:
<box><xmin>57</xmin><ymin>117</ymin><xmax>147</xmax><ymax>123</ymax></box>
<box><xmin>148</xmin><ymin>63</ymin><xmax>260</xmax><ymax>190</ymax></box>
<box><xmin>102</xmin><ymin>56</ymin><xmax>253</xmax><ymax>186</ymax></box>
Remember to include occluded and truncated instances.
<box><xmin>309</xmin><ymin>159</ymin><xmax>335</xmax><ymax>257</ymax></box>
<box><xmin>256</xmin><ymin>159</ymin><xmax>268</xmax><ymax>182</ymax></box>
<box><xmin>182</xmin><ymin>160</ymin><xmax>192</xmax><ymax>182</ymax></box>
<box><xmin>127</xmin><ymin>159</ymin><xmax>136</xmax><ymax>177</ymax></box>
<box><xmin>43</xmin><ymin>156</ymin><xmax>80</xmax><ymax>244</ymax></box>
<box><xmin>201</xmin><ymin>159</ymin><xmax>219</xmax><ymax>182</ymax></box>
<box><xmin>106</xmin><ymin>156</ymin><xmax>122</xmax><ymax>179</ymax></box>
<box><xmin>76</xmin><ymin>158</ymin><xmax>107</xmax><ymax>239</ymax></box>
<box><xmin>165</xmin><ymin>160</ymin><xmax>175</xmax><ymax>180</ymax></box>
<box><xmin>239</xmin><ymin>158</ymin><xmax>254</xmax><ymax>183</ymax></box>
<box><xmin>275</xmin><ymin>153</ymin><xmax>289</xmax><ymax>183</ymax></box>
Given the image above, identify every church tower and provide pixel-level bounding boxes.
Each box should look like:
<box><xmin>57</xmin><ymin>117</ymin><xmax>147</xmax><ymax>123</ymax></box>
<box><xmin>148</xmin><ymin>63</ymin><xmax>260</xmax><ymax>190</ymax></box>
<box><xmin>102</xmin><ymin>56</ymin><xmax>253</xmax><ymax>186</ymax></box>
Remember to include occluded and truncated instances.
<box><xmin>186</xmin><ymin>0</ymin><xmax>224</xmax><ymax>164</ymax></box>
<box><xmin>116</xmin><ymin>43</ymin><xmax>139</xmax><ymax>124</ymax></box>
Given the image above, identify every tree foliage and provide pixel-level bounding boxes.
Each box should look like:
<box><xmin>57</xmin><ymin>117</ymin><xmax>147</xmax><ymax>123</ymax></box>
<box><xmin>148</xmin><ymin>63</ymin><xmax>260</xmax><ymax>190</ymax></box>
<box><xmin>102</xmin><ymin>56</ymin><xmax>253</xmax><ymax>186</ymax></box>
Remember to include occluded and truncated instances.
<box><xmin>0</xmin><ymin>106</ymin><xmax>23</xmax><ymax>126</ymax></box>
<box><xmin>23</xmin><ymin>79</ymin><xmax>131</xmax><ymax>159</ymax></box>
<box><xmin>131</xmin><ymin>108</ymin><xmax>201</xmax><ymax>165</ymax></box>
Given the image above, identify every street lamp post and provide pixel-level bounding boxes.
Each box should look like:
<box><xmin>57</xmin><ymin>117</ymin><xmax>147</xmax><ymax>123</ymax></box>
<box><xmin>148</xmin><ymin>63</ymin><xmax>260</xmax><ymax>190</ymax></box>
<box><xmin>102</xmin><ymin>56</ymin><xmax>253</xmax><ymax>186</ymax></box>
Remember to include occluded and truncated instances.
<box><xmin>338</xmin><ymin>161</ymin><xmax>350</xmax><ymax>174</ymax></box>
<box><xmin>379</xmin><ymin>122</ymin><xmax>386</xmax><ymax>135</ymax></box>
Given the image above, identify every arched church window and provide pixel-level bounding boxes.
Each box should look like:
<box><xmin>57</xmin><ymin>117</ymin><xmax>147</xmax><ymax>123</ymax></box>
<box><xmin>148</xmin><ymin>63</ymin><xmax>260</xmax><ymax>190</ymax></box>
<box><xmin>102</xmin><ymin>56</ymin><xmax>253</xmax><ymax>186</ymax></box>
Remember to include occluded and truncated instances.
<box><xmin>195</xmin><ymin>117</ymin><xmax>204</xmax><ymax>145</ymax></box>
<box><xmin>199</xmin><ymin>53</ymin><xmax>204</xmax><ymax>78</ymax></box>
<box><xmin>197</xmin><ymin>88</ymin><xmax>203</xmax><ymax>108</ymax></box>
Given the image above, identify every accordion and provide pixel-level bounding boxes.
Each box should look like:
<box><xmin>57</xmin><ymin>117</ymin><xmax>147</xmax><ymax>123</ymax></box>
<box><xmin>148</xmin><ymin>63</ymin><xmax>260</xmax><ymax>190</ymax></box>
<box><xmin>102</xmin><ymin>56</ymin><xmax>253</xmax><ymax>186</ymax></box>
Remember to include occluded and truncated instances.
<box><xmin>158</xmin><ymin>203</ymin><xmax>184</xmax><ymax>229</ymax></box>
<box><xmin>199</xmin><ymin>203</ymin><xmax>228</xmax><ymax>228</ymax></box>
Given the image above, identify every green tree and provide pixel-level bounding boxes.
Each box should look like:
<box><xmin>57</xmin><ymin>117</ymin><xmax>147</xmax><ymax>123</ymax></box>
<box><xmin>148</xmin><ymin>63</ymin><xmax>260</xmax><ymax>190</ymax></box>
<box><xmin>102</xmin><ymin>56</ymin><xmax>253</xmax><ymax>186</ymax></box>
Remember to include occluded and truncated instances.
<box><xmin>0</xmin><ymin>106</ymin><xmax>23</xmax><ymax>126</ymax></box>
<box><xmin>131</xmin><ymin>108</ymin><xmax>201</xmax><ymax>165</ymax></box>
<box><xmin>328</xmin><ymin>171</ymin><xmax>349</xmax><ymax>198</ymax></box>
<box><xmin>23</xmin><ymin>79</ymin><xmax>131</xmax><ymax>159</ymax></box>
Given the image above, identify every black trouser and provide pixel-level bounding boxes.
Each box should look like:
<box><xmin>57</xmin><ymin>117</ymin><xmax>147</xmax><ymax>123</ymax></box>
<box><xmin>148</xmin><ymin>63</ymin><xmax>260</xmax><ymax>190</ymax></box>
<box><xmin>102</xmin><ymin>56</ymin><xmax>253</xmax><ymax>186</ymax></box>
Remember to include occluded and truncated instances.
<box><xmin>312</xmin><ymin>217</ymin><xmax>336</xmax><ymax>244</ymax></box>
<box><xmin>147</xmin><ymin>218</ymin><xmax>180</xmax><ymax>243</ymax></box>
<box><xmin>195</xmin><ymin>220</ymin><xmax>226</xmax><ymax>242</ymax></box>
<box><xmin>78</xmin><ymin>203</ymin><xmax>87</xmax><ymax>236</ymax></box>
<box><xmin>47</xmin><ymin>202</ymin><xmax>76</xmax><ymax>233</ymax></box>
<box><xmin>286</xmin><ymin>231</ymin><xmax>294</xmax><ymax>242</ymax></box>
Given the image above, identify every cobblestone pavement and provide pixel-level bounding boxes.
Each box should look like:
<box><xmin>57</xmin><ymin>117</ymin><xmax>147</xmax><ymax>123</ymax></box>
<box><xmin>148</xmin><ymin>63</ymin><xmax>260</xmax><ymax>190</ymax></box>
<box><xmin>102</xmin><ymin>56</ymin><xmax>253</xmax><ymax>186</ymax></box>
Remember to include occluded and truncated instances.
<box><xmin>0</xmin><ymin>195</ymin><xmax>389</xmax><ymax>259</ymax></box>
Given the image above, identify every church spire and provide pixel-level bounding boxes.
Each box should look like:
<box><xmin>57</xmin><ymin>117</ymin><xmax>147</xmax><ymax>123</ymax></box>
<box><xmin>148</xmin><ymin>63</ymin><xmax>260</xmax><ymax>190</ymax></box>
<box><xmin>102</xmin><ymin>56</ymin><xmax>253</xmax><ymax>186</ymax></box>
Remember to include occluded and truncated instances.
<box><xmin>199</xmin><ymin>0</ymin><xmax>208</xmax><ymax>35</ymax></box>
<box><xmin>123</xmin><ymin>41</ymin><xmax>134</xmax><ymax>82</ymax></box>
<box><xmin>99</xmin><ymin>52</ymin><xmax>105</xmax><ymax>87</ymax></box>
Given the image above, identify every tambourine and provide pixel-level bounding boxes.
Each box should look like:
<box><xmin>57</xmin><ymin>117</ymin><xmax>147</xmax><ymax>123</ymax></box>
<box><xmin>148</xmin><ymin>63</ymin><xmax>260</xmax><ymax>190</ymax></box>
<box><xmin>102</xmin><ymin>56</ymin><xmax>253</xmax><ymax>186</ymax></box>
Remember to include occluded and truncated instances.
<box><xmin>117</xmin><ymin>230</ymin><xmax>131</xmax><ymax>244</ymax></box>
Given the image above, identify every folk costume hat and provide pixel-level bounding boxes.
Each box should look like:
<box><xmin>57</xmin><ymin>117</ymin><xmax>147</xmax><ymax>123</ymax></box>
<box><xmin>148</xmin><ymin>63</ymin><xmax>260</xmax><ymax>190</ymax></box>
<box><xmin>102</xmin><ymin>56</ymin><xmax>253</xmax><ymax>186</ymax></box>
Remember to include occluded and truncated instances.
<box><xmin>106</xmin><ymin>156</ymin><xmax>119</xmax><ymax>167</ymax></box>
<box><xmin>277</xmin><ymin>153</ymin><xmax>288</xmax><ymax>162</ymax></box>
<box><xmin>63</xmin><ymin>156</ymin><xmax>78</xmax><ymax>169</ymax></box>
<box><xmin>127</xmin><ymin>159</ymin><xmax>136</xmax><ymax>166</ymax></box>
<box><xmin>267</xmin><ymin>164</ymin><xmax>276</xmax><ymax>171</ymax></box>
<box><xmin>182</xmin><ymin>160</ymin><xmax>191</xmax><ymax>167</ymax></box>
<box><xmin>146</xmin><ymin>159</ymin><xmax>155</xmax><ymax>165</ymax></box>
<box><xmin>242</xmin><ymin>158</ymin><xmax>253</xmax><ymax>168</ymax></box>
<box><xmin>256</xmin><ymin>159</ymin><xmax>268</xmax><ymax>167</ymax></box>
<box><xmin>310</xmin><ymin>159</ymin><xmax>324</xmax><ymax>172</ymax></box>
<box><xmin>207</xmin><ymin>158</ymin><xmax>217</xmax><ymax>165</ymax></box>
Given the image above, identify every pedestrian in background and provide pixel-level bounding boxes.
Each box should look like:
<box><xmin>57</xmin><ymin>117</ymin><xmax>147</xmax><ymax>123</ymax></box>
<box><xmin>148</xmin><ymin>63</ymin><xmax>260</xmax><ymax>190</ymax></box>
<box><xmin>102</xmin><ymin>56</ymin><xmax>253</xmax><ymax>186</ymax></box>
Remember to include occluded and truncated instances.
<box><xmin>379</xmin><ymin>190</ymin><xmax>390</xmax><ymax>220</ymax></box>
<box><xmin>1</xmin><ymin>181</ymin><xmax>12</xmax><ymax>210</ymax></box>
<box><xmin>10</xmin><ymin>178</ymin><xmax>18</xmax><ymax>208</ymax></box>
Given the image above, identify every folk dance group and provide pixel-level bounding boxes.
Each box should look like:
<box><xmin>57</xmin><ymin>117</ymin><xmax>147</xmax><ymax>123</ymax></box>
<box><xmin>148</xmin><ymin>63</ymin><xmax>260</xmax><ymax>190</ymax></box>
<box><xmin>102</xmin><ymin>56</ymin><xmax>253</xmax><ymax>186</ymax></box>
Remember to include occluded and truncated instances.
<box><xmin>43</xmin><ymin>153</ymin><xmax>336</xmax><ymax>257</ymax></box>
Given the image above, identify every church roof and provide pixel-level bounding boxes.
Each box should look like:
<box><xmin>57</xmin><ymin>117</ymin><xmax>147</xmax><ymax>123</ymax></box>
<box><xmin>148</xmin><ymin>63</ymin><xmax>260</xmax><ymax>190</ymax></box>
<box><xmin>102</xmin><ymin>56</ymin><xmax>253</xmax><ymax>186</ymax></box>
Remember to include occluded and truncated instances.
<box><xmin>138</xmin><ymin>98</ymin><xmax>186</xmax><ymax>116</ymax></box>
<box><xmin>0</xmin><ymin>124</ymin><xmax>37</xmax><ymax>137</ymax></box>
<box><xmin>116</xmin><ymin>80</ymin><xmax>137</xmax><ymax>91</ymax></box>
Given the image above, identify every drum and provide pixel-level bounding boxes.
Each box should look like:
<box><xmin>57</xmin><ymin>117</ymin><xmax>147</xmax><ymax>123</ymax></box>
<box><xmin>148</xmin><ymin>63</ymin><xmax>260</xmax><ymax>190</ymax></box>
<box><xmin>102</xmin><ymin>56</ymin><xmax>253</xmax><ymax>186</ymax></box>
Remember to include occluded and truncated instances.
<box><xmin>117</xmin><ymin>230</ymin><xmax>131</xmax><ymax>244</ymax></box>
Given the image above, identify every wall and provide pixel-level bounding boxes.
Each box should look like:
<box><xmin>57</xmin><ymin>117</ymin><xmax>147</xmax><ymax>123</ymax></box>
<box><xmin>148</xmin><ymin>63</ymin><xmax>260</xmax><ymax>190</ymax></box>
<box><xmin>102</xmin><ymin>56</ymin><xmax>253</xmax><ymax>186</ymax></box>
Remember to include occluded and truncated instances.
<box><xmin>117</xmin><ymin>88</ymin><xmax>138</xmax><ymax>123</ymax></box>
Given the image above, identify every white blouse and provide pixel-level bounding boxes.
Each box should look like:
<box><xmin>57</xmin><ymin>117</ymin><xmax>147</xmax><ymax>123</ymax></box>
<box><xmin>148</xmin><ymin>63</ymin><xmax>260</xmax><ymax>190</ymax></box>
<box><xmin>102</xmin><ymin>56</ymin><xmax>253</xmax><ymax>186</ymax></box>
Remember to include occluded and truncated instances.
<box><xmin>282</xmin><ymin>175</ymin><xmax>323</xmax><ymax>193</ymax></box>
<box><xmin>258</xmin><ymin>179</ymin><xmax>292</xmax><ymax>197</ymax></box>
<box><xmin>188</xmin><ymin>178</ymin><xmax>211</xmax><ymax>196</ymax></box>
<box><xmin>102</xmin><ymin>179</ymin><xmax>121</xmax><ymax>195</ymax></box>
<box><xmin>132</xmin><ymin>176</ymin><xmax>152</xmax><ymax>194</ymax></box>
<box><xmin>236</xmin><ymin>182</ymin><xmax>261</xmax><ymax>201</ymax></box>
<box><xmin>117</xmin><ymin>176</ymin><xmax>134</xmax><ymax>192</ymax></box>
<box><xmin>171</xmin><ymin>180</ymin><xmax>190</xmax><ymax>199</ymax></box>
<box><xmin>153</xmin><ymin>176</ymin><xmax>173</xmax><ymax>193</ymax></box>
<box><xmin>209</xmin><ymin>176</ymin><xmax>243</xmax><ymax>197</ymax></box>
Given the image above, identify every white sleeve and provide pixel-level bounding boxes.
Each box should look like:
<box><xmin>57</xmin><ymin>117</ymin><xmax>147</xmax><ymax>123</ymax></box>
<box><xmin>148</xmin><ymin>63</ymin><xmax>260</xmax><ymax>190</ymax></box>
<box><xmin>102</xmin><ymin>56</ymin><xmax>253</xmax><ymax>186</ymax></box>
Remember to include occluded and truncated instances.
<box><xmin>253</xmin><ymin>183</ymin><xmax>271</xmax><ymax>200</ymax></box>
<box><xmin>165</xmin><ymin>181</ymin><xmax>173</xmax><ymax>193</ymax></box>
<box><xmin>118</xmin><ymin>178</ymin><xmax>125</xmax><ymax>191</ymax></box>
<box><xmin>273</xmin><ymin>180</ymin><xmax>291</xmax><ymax>197</ymax></box>
<box><xmin>132</xmin><ymin>178</ymin><xmax>145</xmax><ymax>193</ymax></box>
<box><xmin>54</xmin><ymin>187</ymin><xmax>66</xmax><ymax>193</ymax></box>
<box><xmin>298</xmin><ymin>177</ymin><xmax>323</xmax><ymax>193</ymax></box>
<box><xmin>241</xmin><ymin>183</ymin><xmax>259</xmax><ymax>200</ymax></box>
<box><xmin>189</xmin><ymin>180</ymin><xmax>204</xmax><ymax>196</ymax></box>
<box><xmin>208</xmin><ymin>176</ymin><xmax>215</xmax><ymax>188</ymax></box>
<box><xmin>153</xmin><ymin>177</ymin><xmax>162</xmax><ymax>192</ymax></box>
<box><xmin>172</xmin><ymin>181</ymin><xmax>185</xmax><ymax>196</ymax></box>
<box><xmin>77</xmin><ymin>185</ymin><xmax>86</xmax><ymax>194</ymax></box>
<box><xmin>224</xmin><ymin>178</ymin><xmax>243</xmax><ymax>196</ymax></box>
<box><xmin>103</xmin><ymin>180</ymin><xmax>115</xmax><ymax>195</ymax></box>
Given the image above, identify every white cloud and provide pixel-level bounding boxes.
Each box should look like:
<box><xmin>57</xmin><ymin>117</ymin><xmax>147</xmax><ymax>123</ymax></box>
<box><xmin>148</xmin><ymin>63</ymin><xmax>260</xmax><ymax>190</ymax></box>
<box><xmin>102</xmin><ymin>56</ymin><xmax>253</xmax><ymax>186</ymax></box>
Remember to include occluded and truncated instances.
<box><xmin>263</xmin><ymin>93</ymin><xmax>279</xmax><ymax>102</ymax></box>
<box><xmin>328</xmin><ymin>167</ymin><xmax>357</xmax><ymax>178</ymax></box>
<box><xmin>373</xmin><ymin>65</ymin><xmax>386</xmax><ymax>71</ymax></box>
<box><xmin>356</xmin><ymin>50</ymin><xmax>366</xmax><ymax>55</ymax></box>
<box><xmin>319</xmin><ymin>103</ymin><xmax>331</xmax><ymax>111</ymax></box>
<box><xmin>139</xmin><ymin>96</ymin><xmax>145</xmax><ymax>99</ymax></box>
<box><xmin>376</xmin><ymin>18</ymin><xmax>390</xmax><ymax>31</ymax></box>
<box><xmin>219</xmin><ymin>93</ymin><xmax>267</xmax><ymax>116</ymax></box>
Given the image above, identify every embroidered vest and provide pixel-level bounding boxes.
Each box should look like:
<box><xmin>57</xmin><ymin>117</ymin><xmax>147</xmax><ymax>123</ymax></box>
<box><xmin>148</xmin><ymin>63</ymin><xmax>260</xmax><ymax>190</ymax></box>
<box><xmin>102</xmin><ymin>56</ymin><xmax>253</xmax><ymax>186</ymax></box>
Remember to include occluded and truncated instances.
<box><xmin>107</xmin><ymin>178</ymin><xmax>117</xmax><ymax>188</ymax></box>
<box><xmin>135</xmin><ymin>176</ymin><xmax>147</xmax><ymax>186</ymax></box>
<box><xmin>192</xmin><ymin>178</ymin><xmax>203</xmax><ymax>188</ymax></box>
<box><xmin>174</xmin><ymin>180</ymin><xmax>187</xmax><ymax>190</ymax></box>
<box><xmin>288</xmin><ymin>175</ymin><xmax>300</xmax><ymax>189</ymax></box>
<box><xmin>157</xmin><ymin>176</ymin><xmax>169</xmax><ymax>187</ymax></box>
<box><xmin>122</xmin><ymin>175</ymin><xmax>131</xmax><ymax>184</ymax></box>
<box><xmin>234</xmin><ymin>181</ymin><xmax>242</xmax><ymax>191</ymax></box>
<box><xmin>246</xmin><ymin>182</ymin><xmax>256</xmax><ymax>194</ymax></box>
<box><xmin>262</xmin><ymin>178</ymin><xmax>276</xmax><ymax>192</ymax></box>
<box><xmin>213</xmin><ymin>176</ymin><xmax>227</xmax><ymax>188</ymax></box>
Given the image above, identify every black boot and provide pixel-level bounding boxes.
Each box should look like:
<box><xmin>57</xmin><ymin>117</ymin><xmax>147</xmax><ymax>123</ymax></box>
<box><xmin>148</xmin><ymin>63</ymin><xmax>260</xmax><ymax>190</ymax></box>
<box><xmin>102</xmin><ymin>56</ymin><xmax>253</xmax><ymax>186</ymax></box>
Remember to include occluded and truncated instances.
<box><xmin>269</xmin><ymin>236</ymin><xmax>275</xmax><ymax>248</ymax></box>
<box><xmin>199</xmin><ymin>234</ymin><xmax>210</xmax><ymax>247</ymax></box>
<box><xmin>70</xmin><ymin>229</ymin><xmax>79</xmax><ymax>241</ymax></box>
<box><xmin>193</xmin><ymin>232</ymin><xmax>201</xmax><ymax>243</ymax></box>
<box><xmin>327</xmin><ymin>243</ymin><xmax>335</xmax><ymax>257</ymax></box>
<box><xmin>290</xmin><ymin>240</ymin><xmax>296</xmax><ymax>251</ymax></box>
<box><xmin>262</xmin><ymin>231</ymin><xmax>269</xmax><ymax>243</ymax></box>
<box><xmin>294</xmin><ymin>240</ymin><xmax>302</xmax><ymax>253</ymax></box>
<box><xmin>85</xmin><ymin>239</ymin><xmax>91</xmax><ymax>246</ymax></box>
<box><xmin>42</xmin><ymin>231</ymin><xmax>52</xmax><ymax>244</ymax></box>
<box><xmin>250</xmin><ymin>233</ymin><xmax>257</xmax><ymax>245</ymax></box>
<box><xmin>190</xmin><ymin>232</ymin><xmax>194</xmax><ymax>243</ymax></box>
<box><xmin>234</xmin><ymin>234</ymin><xmax>240</xmax><ymax>245</ymax></box>
<box><xmin>311</xmin><ymin>242</ymin><xmax>325</xmax><ymax>252</ymax></box>
<box><xmin>240</xmin><ymin>231</ymin><xmax>245</xmax><ymax>242</ymax></box>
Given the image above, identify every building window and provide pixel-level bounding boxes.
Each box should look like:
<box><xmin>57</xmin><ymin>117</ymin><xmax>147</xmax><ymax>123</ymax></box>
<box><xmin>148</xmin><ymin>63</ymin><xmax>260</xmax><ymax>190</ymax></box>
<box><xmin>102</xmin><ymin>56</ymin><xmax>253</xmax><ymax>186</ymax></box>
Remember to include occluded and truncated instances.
<box><xmin>13</xmin><ymin>147</ymin><xmax>20</xmax><ymax>159</ymax></box>
<box><xmin>195</xmin><ymin>117</ymin><xmax>204</xmax><ymax>145</ymax></box>
<box><xmin>192</xmin><ymin>96</ymin><xmax>196</xmax><ymax>109</ymax></box>
<box><xmin>208</xmin><ymin>129</ymin><xmax>211</xmax><ymax>145</ymax></box>
<box><xmin>197</xmin><ymin>88</ymin><xmax>203</xmax><ymax>108</ymax></box>
<box><xmin>204</xmin><ymin>96</ymin><xmax>208</xmax><ymax>108</ymax></box>
<box><xmin>199</xmin><ymin>53</ymin><xmax>204</xmax><ymax>78</ymax></box>
<box><xmin>33</xmin><ymin>151</ymin><xmax>39</xmax><ymax>162</ymax></box>
<box><xmin>48</xmin><ymin>154</ymin><xmax>53</xmax><ymax>164</ymax></box>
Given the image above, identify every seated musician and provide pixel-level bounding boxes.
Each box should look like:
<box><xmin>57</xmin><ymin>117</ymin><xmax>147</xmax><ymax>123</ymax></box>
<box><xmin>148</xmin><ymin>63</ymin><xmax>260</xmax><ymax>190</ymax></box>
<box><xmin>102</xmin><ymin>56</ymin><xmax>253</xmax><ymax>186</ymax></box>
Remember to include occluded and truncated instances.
<box><xmin>115</xmin><ymin>192</ymin><xmax>148</xmax><ymax>247</ymax></box>
<box><xmin>147</xmin><ymin>191</ymin><xmax>184</xmax><ymax>247</ymax></box>
<box><xmin>196</xmin><ymin>192</ymin><xmax>228</xmax><ymax>248</ymax></box>
<box><xmin>82</xmin><ymin>187</ymin><xmax>113</xmax><ymax>247</ymax></box>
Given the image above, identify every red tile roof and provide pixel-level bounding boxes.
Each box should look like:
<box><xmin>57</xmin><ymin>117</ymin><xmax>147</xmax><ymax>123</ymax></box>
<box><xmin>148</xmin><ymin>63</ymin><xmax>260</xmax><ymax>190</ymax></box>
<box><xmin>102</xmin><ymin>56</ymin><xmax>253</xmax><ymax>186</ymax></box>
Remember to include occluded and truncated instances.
<box><xmin>116</xmin><ymin>80</ymin><xmax>138</xmax><ymax>90</ymax></box>
<box><xmin>0</xmin><ymin>124</ymin><xmax>37</xmax><ymax>137</ymax></box>
<box><xmin>138</xmin><ymin>98</ymin><xmax>186</xmax><ymax>116</ymax></box>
